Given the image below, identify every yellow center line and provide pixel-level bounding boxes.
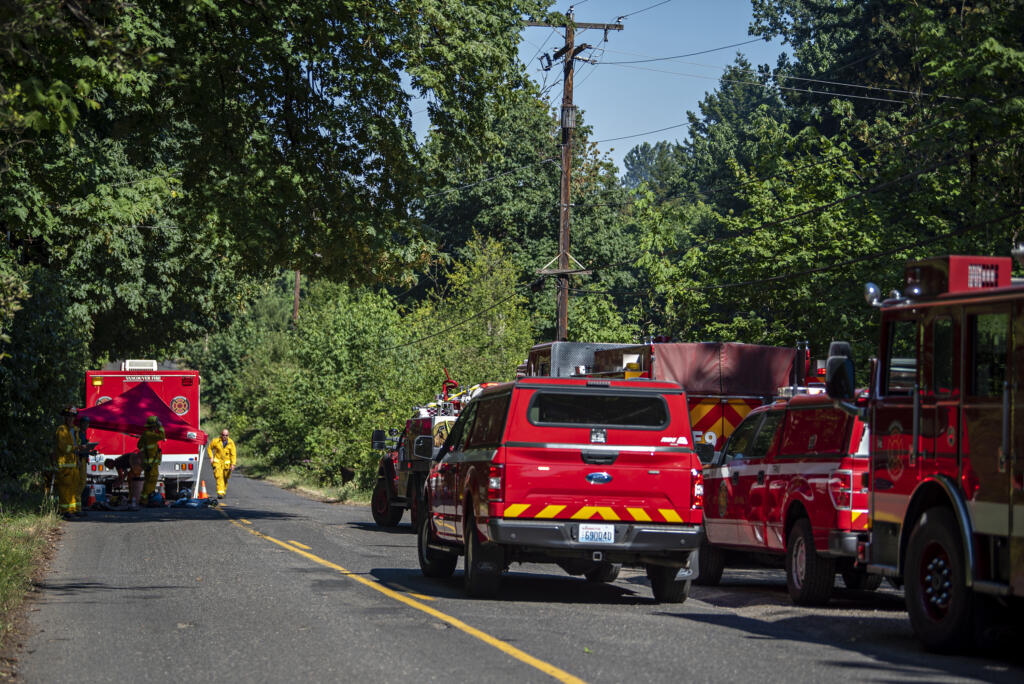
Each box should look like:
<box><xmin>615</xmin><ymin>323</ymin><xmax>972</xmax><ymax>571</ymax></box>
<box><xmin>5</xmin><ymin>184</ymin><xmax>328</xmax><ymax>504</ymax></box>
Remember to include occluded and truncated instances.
<box><xmin>288</xmin><ymin>540</ymin><xmax>311</xmax><ymax>550</ymax></box>
<box><xmin>219</xmin><ymin>512</ymin><xmax>585</xmax><ymax>684</ymax></box>
<box><xmin>408</xmin><ymin>592</ymin><xmax>436</xmax><ymax>602</ymax></box>
<box><xmin>240</xmin><ymin>518</ymin><xmax>252</xmax><ymax>525</ymax></box>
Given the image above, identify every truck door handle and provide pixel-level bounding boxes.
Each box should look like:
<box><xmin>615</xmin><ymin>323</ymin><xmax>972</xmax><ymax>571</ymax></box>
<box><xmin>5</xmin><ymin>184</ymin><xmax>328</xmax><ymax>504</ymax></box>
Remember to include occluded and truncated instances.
<box><xmin>757</xmin><ymin>470</ymin><xmax>765</xmax><ymax>485</ymax></box>
<box><xmin>730</xmin><ymin>471</ymin><xmax>739</xmax><ymax>485</ymax></box>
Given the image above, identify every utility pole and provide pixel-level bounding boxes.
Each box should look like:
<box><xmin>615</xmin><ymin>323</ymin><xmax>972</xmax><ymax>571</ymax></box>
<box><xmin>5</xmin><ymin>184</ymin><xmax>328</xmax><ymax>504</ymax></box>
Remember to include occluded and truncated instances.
<box><xmin>528</xmin><ymin>11</ymin><xmax>622</xmax><ymax>341</ymax></box>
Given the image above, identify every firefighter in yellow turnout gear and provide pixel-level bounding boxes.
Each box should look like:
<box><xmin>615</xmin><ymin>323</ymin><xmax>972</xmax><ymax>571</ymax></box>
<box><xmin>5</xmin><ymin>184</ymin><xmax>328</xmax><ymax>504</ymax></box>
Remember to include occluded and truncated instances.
<box><xmin>53</xmin><ymin>407</ymin><xmax>84</xmax><ymax>518</ymax></box>
<box><xmin>138</xmin><ymin>416</ymin><xmax>165</xmax><ymax>504</ymax></box>
<box><xmin>208</xmin><ymin>429</ymin><xmax>236</xmax><ymax>498</ymax></box>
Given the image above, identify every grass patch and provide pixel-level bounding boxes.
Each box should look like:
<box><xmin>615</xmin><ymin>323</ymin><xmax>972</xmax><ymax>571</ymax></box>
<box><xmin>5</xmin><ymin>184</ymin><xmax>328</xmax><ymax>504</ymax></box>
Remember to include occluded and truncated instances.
<box><xmin>0</xmin><ymin>478</ymin><xmax>59</xmax><ymax>644</ymax></box>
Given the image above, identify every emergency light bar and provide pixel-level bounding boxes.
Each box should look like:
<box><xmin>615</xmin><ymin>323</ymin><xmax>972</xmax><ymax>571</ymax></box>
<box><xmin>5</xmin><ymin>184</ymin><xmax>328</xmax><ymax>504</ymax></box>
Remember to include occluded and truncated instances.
<box><xmin>904</xmin><ymin>255</ymin><xmax>1011</xmax><ymax>298</ymax></box>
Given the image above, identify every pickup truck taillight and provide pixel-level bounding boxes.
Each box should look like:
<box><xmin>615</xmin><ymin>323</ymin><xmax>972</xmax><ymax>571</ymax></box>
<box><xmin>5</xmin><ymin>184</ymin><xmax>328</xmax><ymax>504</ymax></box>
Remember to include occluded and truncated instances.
<box><xmin>828</xmin><ymin>469</ymin><xmax>853</xmax><ymax>510</ymax></box>
<box><xmin>691</xmin><ymin>468</ymin><xmax>703</xmax><ymax>510</ymax></box>
<box><xmin>488</xmin><ymin>464</ymin><xmax>504</xmax><ymax>502</ymax></box>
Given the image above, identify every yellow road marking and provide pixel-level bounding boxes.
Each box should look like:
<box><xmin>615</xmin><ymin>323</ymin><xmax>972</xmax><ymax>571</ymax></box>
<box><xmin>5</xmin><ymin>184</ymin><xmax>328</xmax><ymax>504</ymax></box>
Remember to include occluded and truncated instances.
<box><xmin>536</xmin><ymin>505</ymin><xmax>566</xmax><ymax>519</ymax></box>
<box><xmin>408</xmin><ymin>592</ymin><xmax>436</xmax><ymax>601</ymax></box>
<box><xmin>221</xmin><ymin>513</ymin><xmax>585</xmax><ymax>684</ymax></box>
<box><xmin>658</xmin><ymin>509</ymin><xmax>682</xmax><ymax>523</ymax></box>
<box><xmin>288</xmin><ymin>540</ymin><xmax>311</xmax><ymax>550</ymax></box>
<box><xmin>626</xmin><ymin>508</ymin><xmax>651</xmax><ymax>522</ymax></box>
<box><xmin>240</xmin><ymin>519</ymin><xmax>252</xmax><ymax>525</ymax></box>
<box><xmin>504</xmin><ymin>504</ymin><xmax>529</xmax><ymax>518</ymax></box>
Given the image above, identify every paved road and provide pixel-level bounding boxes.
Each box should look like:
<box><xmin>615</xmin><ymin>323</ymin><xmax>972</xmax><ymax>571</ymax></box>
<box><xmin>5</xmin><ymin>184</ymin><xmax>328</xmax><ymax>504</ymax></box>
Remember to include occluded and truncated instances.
<box><xmin>16</xmin><ymin>473</ymin><xmax>1024</xmax><ymax>683</ymax></box>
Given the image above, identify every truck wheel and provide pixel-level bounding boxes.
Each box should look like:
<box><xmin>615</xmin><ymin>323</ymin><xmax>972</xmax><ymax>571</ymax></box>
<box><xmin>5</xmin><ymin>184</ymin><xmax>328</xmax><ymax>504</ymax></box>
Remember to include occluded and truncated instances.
<box><xmin>694</xmin><ymin>539</ymin><xmax>726</xmax><ymax>586</ymax></box>
<box><xmin>905</xmin><ymin>506</ymin><xmax>974</xmax><ymax>652</ymax></box>
<box><xmin>841</xmin><ymin>568</ymin><xmax>882</xmax><ymax>591</ymax></box>
<box><xmin>646</xmin><ymin>564</ymin><xmax>690</xmax><ymax>603</ymax></box>
<box><xmin>785</xmin><ymin>517</ymin><xmax>835</xmax><ymax>606</ymax></box>
<box><xmin>584</xmin><ymin>563</ymin><xmax>621</xmax><ymax>583</ymax></box>
<box><xmin>417</xmin><ymin>510</ymin><xmax>457</xmax><ymax>578</ymax></box>
<box><xmin>371</xmin><ymin>480</ymin><xmax>403</xmax><ymax>527</ymax></box>
<box><xmin>463</xmin><ymin>511</ymin><xmax>502</xmax><ymax>598</ymax></box>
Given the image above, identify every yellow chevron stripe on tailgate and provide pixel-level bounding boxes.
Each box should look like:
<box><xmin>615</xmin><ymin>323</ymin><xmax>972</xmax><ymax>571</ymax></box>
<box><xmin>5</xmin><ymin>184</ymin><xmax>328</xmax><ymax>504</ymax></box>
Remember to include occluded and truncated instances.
<box><xmin>659</xmin><ymin>509</ymin><xmax>682</xmax><ymax>523</ymax></box>
<box><xmin>571</xmin><ymin>506</ymin><xmax>597</xmax><ymax>520</ymax></box>
<box><xmin>626</xmin><ymin>507</ymin><xmax>651</xmax><ymax>522</ymax></box>
<box><xmin>504</xmin><ymin>504</ymin><xmax>529</xmax><ymax>518</ymax></box>
<box><xmin>536</xmin><ymin>505</ymin><xmax>566</xmax><ymax>518</ymax></box>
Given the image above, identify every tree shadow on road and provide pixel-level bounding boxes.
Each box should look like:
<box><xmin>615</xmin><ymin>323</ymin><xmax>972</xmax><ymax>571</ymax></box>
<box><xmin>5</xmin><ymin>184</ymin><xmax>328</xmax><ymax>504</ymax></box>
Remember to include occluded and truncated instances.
<box><xmin>344</xmin><ymin>521</ymin><xmax>415</xmax><ymax>535</ymax></box>
<box><xmin>32</xmin><ymin>580</ymin><xmax>189</xmax><ymax>605</ymax></box>
<box><xmin>367</xmin><ymin>566</ymin><xmax>652</xmax><ymax>605</ymax></box>
<box><xmin>71</xmin><ymin>505</ymin><xmax>300</xmax><ymax>524</ymax></box>
<box><xmin>654</xmin><ymin>609</ymin><xmax>1024</xmax><ymax>681</ymax></box>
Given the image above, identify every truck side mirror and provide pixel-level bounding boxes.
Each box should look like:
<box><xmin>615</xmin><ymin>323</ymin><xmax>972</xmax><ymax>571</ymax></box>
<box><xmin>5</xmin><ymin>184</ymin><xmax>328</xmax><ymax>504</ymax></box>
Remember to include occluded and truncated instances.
<box><xmin>371</xmin><ymin>429</ymin><xmax>387</xmax><ymax>450</ymax></box>
<box><xmin>825</xmin><ymin>356</ymin><xmax>856</xmax><ymax>401</ymax></box>
<box><xmin>413</xmin><ymin>435</ymin><xmax>435</xmax><ymax>460</ymax></box>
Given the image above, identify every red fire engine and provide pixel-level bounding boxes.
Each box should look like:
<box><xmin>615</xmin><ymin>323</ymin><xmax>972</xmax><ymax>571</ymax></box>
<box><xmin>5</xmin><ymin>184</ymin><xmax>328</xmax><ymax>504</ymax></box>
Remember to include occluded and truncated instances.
<box><xmin>369</xmin><ymin>372</ymin><xmax>478</xmax><ymax>528</ymax></box>
<box><xmin>826</xmin><ymin>254</ymin><xmax>1023</xmax><ymax>651</ymax></box>
<box><xmin>83</xmin><ymin>360</ymin><xmax>202</xmax><ymax>498</ymax></box>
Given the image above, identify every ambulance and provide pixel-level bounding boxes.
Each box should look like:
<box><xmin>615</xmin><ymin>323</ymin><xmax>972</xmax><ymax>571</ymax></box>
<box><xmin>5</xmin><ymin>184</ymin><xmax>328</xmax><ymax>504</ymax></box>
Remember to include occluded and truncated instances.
<box><xmin>83</xmin><ymin>360</ymin><xmax>202</xmax><ymax>498</ymax></box>
<box><xmin>827</xmin><ymin>254</ymin><xmax>1024</xmax><ymax>651</ymax></box>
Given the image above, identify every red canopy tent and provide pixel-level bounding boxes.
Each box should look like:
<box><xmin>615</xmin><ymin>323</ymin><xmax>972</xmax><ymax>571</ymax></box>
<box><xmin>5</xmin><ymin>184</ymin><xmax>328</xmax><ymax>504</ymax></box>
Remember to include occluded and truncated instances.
<box><xmin>75</xmin><ymin>382</ymin><xmax>208</xmax><ymax>445</ymax></box>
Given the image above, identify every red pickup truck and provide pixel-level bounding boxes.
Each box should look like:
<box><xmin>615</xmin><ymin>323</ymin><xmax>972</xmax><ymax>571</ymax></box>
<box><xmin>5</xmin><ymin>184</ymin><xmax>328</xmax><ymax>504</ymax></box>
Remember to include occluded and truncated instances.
<box><xmin>416</xmin><ymin>377</ymin><xmax>705</xmax><ymax>602</ymax></box>
<box><xmin>699</xmin><ymin>392</ymin><xmax>877</xmax><ymax>604</ymax></box>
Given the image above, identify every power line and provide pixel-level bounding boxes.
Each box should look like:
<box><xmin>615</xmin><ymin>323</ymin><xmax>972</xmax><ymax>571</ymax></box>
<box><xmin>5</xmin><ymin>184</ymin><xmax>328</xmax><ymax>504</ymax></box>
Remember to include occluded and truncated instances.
<box><xmin>579</xmin><ymin>110</ymin><xmax>968</xmax><ymax>210</ymax></box>
<box><xmin>598</xmin><ymin>47</ymin><xmax>957</xmax><ymax>100</ymax></box>
<box><xmin>423</xmin><ymin>158</ymin><xmax>558</xmax><ymax>199</ymax></box>
<box><xmin>616</xmin><ymin>0</ymin><xmax>673</xmax><ymax>21</ymax></box>
<box><xmin>379</xmin><ymin>284</ymin><xmax>532</xmax><ymax>351</ymax></box>
<box><xmin>600</xmin><ymin>38</ymin><xmax>764</xmax><ymax>64</ymax></box>
<box><xmin>592</xmin><ymin>120</ymin><xmax>691</xmax><ymax>143</ymax></box>
<box><xmin>586</xmin><ymin>128</ymin><xmax>1015</xmax><ymax>272</ymax></box>
<box><xmin>569</xmin><ymin>209</ymin><xmax>1023</xmax><ymax>295</ymax></box>
<box><xmin>611</xmin><ymin>62</ymin><xmax>910</xmax><ymax>105</ymax></box>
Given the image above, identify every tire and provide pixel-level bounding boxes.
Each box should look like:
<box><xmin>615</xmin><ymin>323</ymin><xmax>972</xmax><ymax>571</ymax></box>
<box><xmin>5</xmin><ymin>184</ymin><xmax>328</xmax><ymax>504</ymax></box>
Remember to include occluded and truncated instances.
<box><xmin>417</xmin><ymin>509</ymin><xmax>457</xmax><ymax>578</ymax></box>
<box><xmin>785</xmin><ymin>518</ymin><xmax>835</xmax><ymax>606</ymax></box>
<box><xmin>905</xmin><ymin>506</ymin><xmax>975</xmax><ymax>652</ymax></box>
<box><xmin>646</xmin><ymin>564</ymin><xmax>691</xmax><ymax>604</ymax></box>
<box><xmin>463</xmin><ymin>511</ymin><xmax>502</xmax><ymax>598</ymax></box>
<box><xmin>694</xmin><ymin>539</ymin><xmax>726</xmax><ymax>586</ymax></box>
<box><xmin>841</xmin><ymin>568</ymin><xmax>883</xmax><ymax>591</ymax></box>
<box><xmin>371</xmin><ymin>479</ymin><xmax>403</xmax><ymax>527</ymax></box>
<box><xmin>584</xmin><ymin>563</ymin><xmax>621</xmax><ymax>583</ymax></box>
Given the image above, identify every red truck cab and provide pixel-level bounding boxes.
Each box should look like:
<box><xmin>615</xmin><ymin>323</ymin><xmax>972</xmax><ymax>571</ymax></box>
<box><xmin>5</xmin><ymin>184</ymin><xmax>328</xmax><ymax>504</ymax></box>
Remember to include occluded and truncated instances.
<box><xmin>700</xmin><ymin>391</ymin><xmax>875</xmax><ymax>604</ymax></box>
<box><xmin>417</xmin><ymin>377</ymin><xmax>704</xmax><ymax>602</ymax></box>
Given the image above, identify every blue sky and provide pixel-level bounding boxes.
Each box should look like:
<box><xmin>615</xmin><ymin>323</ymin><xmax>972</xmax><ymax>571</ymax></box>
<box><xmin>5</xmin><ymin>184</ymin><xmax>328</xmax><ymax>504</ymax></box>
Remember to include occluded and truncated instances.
<box><xmin>518</xmin><ymin>0</ymin><xmax>786</xmax><ymax>173</ymax></box>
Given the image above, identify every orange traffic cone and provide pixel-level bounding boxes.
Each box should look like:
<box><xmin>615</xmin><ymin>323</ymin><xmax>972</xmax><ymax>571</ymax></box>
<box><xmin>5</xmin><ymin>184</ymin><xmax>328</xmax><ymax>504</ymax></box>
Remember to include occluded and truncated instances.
<box><xmin>84</xmin><ymin>485</ymin><xmax>96</xmax><ymax>508</ymax></box>
<box><xmin>197</xmin><ymin>480</ymin><xmax>209</xmax><ymax>500</ymax></box>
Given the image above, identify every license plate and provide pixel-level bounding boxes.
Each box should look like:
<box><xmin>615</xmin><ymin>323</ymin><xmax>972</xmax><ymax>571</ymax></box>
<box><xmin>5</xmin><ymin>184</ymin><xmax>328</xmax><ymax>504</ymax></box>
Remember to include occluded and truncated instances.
<box><xmin>579</xmin><ymin>523</ymin><xmax>614</xmax><ymax>544</ymax></box>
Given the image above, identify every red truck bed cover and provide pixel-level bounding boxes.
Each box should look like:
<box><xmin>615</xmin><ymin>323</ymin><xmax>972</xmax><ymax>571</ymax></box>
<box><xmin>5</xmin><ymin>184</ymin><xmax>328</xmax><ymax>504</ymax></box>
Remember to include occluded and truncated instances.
<box><xmin>595</xmin><ymin>342</ymin><xmax>797</xmax><ymax>396</ymax></box>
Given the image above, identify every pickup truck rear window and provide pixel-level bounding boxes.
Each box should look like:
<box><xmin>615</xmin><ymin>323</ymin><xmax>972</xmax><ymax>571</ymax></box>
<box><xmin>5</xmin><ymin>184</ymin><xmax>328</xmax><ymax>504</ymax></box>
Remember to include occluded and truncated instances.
<box><xmin>527</xmin><ymin>391</ymin><xmax>669</xmax><ymax>429</ymax></box>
